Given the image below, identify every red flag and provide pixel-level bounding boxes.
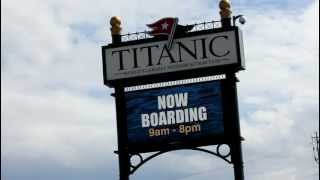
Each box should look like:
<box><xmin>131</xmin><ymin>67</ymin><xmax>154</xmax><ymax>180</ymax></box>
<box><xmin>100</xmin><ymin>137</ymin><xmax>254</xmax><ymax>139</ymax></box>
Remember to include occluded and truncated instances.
<box><xmin>147</xmin><ymin>17</ymin><xmax>178</xmax><ymax>49</ymax></box>
<box><xmin>147</xmin><ymin>17</ymin><xmax>178</xmax><ymax>36</ymax></box>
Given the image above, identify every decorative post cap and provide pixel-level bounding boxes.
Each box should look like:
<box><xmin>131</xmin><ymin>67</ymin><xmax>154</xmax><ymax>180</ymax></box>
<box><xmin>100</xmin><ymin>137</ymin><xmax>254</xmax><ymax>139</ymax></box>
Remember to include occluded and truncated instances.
<box><xmin>110</xmin><ymin>16</ymin><xmax>122</xmax><ymax>35</ymax></box>
<box><xmin>219</xmin><ymin>0</ymin><xmax>232</xmax><ymax>18</ymax></box>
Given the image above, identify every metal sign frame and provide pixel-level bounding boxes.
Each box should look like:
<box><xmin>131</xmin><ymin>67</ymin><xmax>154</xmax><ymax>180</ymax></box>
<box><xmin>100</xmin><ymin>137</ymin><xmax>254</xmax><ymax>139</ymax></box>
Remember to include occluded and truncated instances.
<box><xmin>103</xmin><ymin>14</ymin><xmax>245</xmax><ymax>179</ymax></box>
<box><xmin>102</xmin><ymin>27</ymin><xmax>245</xmax><ymax>88</ymax></box>
<box><xmin>111</xmin><ymin>73</ymin><xmax>243</xmax><ymax>180</ymax></box>
<box><xmin>124</xmin><ymin>78</ymin><xmax>235</xmax><ymax>154</ymax></box>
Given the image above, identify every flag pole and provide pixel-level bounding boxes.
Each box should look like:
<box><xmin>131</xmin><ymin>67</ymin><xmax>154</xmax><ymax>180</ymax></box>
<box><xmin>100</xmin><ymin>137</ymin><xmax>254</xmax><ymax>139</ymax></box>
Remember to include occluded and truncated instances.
<box><xmin>167</xmin><ymin>18</ymin><xmax>178</xmax><ymax>49</ymax></box>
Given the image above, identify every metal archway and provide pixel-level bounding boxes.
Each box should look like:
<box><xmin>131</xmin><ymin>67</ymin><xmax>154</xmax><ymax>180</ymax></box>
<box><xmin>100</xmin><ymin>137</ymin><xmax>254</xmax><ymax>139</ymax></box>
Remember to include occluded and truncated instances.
<box><xmin>127</xmin><ymin>144</ymin><xmax>232</xmax><ymax>174</ymax></box>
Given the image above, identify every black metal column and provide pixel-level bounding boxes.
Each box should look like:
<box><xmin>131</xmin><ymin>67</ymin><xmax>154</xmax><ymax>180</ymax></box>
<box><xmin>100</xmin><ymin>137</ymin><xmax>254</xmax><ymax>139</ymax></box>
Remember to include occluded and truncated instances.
<box><xmin>221</xmin><ymin>17</ymin><xmax>232</xmax><ymax>28</ymax></box>
<box><xmin>112</xmin><ymin>34</ymin><xmax>122</xmax><ymax>44</ymax></box>
<box><xmin>226</xmin><ymin>73</ymin><xmax>244</xmax><ymax>180</ymax></box>
<box><xmin>109</xmin><ymin>17</ymin><xmax>130</xmax><ymax>180</ymax></box>
<box><xmin>114</xmin><ymin>87</ymin><xmax>130</xmax><ymax>180</ymax></box>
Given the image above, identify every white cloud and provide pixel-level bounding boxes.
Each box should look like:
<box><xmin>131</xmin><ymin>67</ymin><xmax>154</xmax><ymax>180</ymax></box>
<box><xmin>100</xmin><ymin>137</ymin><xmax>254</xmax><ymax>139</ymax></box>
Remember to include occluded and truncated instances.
<box><xmin>2</xmin><ymin>89</ymin><xmax>117</xmax><ymax>168</ymax></box>
<box><xmin>236</xmin><ymin>1</ymin><xmax>319</xmax><ymax>179</ymax></box>
<box><xmin>2</xmin><ymin>0</ymin><xmax>319</xmax><ymax>180</ymax></box>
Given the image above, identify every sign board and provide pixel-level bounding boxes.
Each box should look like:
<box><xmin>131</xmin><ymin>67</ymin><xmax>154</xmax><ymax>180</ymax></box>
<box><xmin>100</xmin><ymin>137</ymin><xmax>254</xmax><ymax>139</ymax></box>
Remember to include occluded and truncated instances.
<box><xmin>125</xmin><ymin>80</ymin><xmax>231</xmax><ymax>153</ymax></box>
<box><xmin>102</xmin><ymin>28</ymin><xmax>245</xmax><ymax>86</ymax></box>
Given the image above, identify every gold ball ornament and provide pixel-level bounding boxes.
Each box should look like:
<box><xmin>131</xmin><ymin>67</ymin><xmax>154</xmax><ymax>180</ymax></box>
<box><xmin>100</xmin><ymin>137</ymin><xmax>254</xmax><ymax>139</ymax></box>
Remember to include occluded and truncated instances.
<box><xmin>110</xmin><ymin>16</ymin><xmax>121</xmax><ymax>26</ymax></box>
<box><xmin>219</xmin><ymin>0</ymin><xmax>232</xmax><ymax>18</ymax></box>
<box><xmin>219</xmin><ymin>0</ymin><xmax>231</xmax><ymax>9</ymax></box>
<box><xmin>110</xmin><ymin>16</ymin><xmax>122</xmax><ymax>35</ymax></box>
<box><xmin>220</xmin><ymin>9</ymin><xmax>232</xmax><ymax>17</ymax></box>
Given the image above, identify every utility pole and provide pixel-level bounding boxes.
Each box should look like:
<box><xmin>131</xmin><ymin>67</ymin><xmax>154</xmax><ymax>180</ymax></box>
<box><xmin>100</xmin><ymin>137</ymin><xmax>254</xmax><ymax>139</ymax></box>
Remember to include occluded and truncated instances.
<box><xmin>312</xmin><ymin>132</ymin><xmax>319</xmax><ymax>165</ymax></box>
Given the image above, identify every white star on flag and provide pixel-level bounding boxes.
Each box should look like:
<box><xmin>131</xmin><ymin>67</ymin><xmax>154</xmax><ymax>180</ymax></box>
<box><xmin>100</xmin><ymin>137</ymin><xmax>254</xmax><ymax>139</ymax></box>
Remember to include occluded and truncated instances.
<box><xmin>161</xmin><ymin>22</ymin><xmax>169</xmax><ymax>30</ymax></box>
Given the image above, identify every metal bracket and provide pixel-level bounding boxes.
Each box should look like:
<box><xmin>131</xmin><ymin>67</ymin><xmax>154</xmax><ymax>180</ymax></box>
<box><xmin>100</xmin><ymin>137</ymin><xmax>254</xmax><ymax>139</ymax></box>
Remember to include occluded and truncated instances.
<box><xmin>127</xmin><ymin>144</ymin><xmax>232</xmax><ymax>175</ymax></box>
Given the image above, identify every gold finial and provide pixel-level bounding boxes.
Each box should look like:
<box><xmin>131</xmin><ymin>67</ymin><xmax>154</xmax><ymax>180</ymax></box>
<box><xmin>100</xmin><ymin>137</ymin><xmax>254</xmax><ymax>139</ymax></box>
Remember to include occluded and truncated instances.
<box><xmin>110</xmin><ymin>16</ymin><xmax>122</xmax><ymax>35</ymax></box>
<box><xmin>219</xmin><ymin>0</ymin><xmax>232</xmax><ymax>18</ymax></box>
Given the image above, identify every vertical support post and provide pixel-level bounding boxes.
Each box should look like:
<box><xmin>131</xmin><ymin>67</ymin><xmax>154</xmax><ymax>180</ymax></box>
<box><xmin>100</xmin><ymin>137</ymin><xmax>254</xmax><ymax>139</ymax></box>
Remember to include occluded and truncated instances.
<box><xmin>114</xmin><ymin>86</ymin><xmax>130</xmax><ymax>180</ymax></box>
<box><xmin>226</xmin><ymin>73</ymin><xmax>244</xmax><ymax>180</ymax></box>
<box><xmin>219</xmin><ymin>0</ymin><xmax>232</xmax><ymax>28</ymax></box>
<box><xmin>219</xmin><ymin>0</ymin><xmax>244</xmax><ymax>176</ymax></box>
<box><xmin>110</xmin><ymin>16</ymin><xmax>130</xmax><ymax>180</ymax></box>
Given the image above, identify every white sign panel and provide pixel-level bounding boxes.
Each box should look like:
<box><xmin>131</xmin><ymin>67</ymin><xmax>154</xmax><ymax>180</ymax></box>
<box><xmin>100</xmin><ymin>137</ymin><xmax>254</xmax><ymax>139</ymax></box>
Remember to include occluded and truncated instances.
<box><xmin>103</xmin><ymin>30</ymin><xmax>244</xmax><ymax>81</ymax></box>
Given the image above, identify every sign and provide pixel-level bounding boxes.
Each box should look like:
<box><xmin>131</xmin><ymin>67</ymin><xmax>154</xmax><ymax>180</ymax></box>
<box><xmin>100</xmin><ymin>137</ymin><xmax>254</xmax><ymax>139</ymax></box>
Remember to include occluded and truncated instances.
<box><xmin>125</xmin><ymin>80</ymin><xmax>229</xmax><ymax>153</ymax></box>
<box><xmin>102</xmin><ymin>28</ymin><xmax>245</xmax><ymax>85</ymax></box>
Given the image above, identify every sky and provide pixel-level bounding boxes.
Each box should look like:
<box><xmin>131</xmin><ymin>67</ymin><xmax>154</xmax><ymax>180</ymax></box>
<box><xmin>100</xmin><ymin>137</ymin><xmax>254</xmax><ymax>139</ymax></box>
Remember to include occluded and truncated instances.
<box><xmin>1</xmin><ymin>0</ymin><xmax>319</xmax><ymax>180</ymax></box>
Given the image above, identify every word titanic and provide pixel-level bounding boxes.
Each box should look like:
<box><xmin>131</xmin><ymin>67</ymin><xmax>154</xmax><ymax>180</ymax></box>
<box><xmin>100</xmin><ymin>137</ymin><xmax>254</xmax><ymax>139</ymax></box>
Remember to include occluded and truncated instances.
<box><xmin>141</xmin><ymin>93</ymin><xmax>208</xmax><ymax>128</ymax></box>
<box><xmin>111</xmin><ymin>35</ymin><xmax>232</xmax><ymax>71</ymax></box>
